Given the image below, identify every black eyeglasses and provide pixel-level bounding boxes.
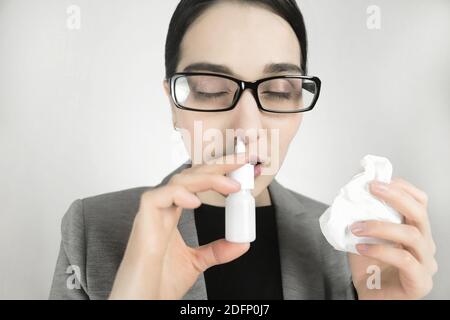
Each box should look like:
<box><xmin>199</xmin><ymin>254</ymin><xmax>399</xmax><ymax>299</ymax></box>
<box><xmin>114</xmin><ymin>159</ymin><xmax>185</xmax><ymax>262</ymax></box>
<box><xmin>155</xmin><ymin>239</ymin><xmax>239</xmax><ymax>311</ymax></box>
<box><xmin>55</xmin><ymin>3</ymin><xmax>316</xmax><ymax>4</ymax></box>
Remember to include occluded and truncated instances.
<box><xmin>166</xmin><ymin>72</ymin><xmax>321</xmax><ymax>113</ymax></box>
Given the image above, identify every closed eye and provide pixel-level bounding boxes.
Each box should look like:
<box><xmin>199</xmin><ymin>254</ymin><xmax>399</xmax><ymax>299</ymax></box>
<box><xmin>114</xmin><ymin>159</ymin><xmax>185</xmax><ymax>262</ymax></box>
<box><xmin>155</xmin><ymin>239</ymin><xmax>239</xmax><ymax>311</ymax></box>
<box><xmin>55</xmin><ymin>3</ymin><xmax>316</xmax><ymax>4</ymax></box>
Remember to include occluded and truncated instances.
<box><xmin>195</xmin><ymin>91</ymin><xmax>229</xmax><ymax>99</ymax></box>
<box><xmin>260</xmin><ymin>91</ymin><xmax>291</xmax><ymax>99</ymax></box>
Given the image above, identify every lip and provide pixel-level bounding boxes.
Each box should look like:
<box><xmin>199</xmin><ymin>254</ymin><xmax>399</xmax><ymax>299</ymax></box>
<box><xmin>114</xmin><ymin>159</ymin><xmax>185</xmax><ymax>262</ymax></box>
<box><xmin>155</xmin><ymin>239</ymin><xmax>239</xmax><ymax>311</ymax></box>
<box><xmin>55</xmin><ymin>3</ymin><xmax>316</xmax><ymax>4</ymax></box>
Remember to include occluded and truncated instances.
<box><xmin>249</xmin><ymin>154</ymin><xmax>268</xmax><ymax>166</ymax></box>
<box><xmin>254</xmin><ymin>163</ymin><xmax>263</xmax><ymax>177</ymax></box>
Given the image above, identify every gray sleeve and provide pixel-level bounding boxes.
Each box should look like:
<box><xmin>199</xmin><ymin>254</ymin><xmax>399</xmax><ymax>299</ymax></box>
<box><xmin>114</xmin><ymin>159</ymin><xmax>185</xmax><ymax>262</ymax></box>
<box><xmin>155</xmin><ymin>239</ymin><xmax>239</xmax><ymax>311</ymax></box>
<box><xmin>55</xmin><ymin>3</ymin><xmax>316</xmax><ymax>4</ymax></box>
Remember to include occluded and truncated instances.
<box><xmin>49</xmin><ymin>199</ymin><xmax>90</xmax><ymax>300</ymax></box>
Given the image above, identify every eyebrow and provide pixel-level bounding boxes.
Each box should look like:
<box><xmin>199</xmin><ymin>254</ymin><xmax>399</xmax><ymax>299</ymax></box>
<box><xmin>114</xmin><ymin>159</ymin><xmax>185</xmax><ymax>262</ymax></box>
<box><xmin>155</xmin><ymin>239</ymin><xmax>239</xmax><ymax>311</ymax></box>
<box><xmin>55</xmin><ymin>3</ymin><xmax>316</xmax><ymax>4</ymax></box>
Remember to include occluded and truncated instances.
<box><xmin>182</xmin><ymin>62</ymin><xmax>303</xmax><ymax>76</ymax></box>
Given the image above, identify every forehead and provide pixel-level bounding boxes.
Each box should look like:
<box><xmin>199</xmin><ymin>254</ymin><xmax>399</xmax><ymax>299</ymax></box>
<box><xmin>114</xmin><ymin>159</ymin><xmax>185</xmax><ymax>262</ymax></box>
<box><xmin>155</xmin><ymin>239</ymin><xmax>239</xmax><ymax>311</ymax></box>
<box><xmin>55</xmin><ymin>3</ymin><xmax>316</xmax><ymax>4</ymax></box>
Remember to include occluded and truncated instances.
<box><xmin>177</xmin><ymin>2</ymin><xmax>302</xmax><ymax>79</ymax></box>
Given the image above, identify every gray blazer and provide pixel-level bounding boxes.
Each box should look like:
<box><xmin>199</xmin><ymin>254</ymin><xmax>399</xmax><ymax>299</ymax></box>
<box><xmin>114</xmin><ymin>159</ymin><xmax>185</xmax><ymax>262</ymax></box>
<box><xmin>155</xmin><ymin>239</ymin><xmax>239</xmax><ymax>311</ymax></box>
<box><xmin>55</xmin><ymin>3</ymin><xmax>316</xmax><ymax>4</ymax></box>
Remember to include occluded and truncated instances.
<box><xmin>49</xmin><ymin>162</ymin><xmax>357</xmax><ymax>300</ymax></box>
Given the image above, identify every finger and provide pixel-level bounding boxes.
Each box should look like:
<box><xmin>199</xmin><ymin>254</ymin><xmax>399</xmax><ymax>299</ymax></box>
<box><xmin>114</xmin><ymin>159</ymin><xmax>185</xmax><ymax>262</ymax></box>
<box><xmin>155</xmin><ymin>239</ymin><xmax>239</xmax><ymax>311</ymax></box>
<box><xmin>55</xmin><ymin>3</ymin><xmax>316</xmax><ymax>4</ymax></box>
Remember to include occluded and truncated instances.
<box><xmin>350</xmin><ymin>220</ymin><xmax>429</xmax><ymax>265</ymax></box>
<box><xmin>169</xmin><ymin>172</ymin><xmax>241</xmax><ymax>195</ymax></box>
<box><xmin>141</xmin><ymin>185</ymin><xmax>201</xmax><ymax>211</ymax></box>
<box><xmin>191</xmin><ymin>239</ymin><xmax>250</xmax><ymax>273</ymax></box>
<box><xmin>391</xmin><ymin>177</ymin><xmax>428</xmax><ymax>207</ymax></box>
<box><xmin>377</xmin><ymin>178</ymin><xmax>435</xmax><ymax>252</ymax></box>
<box><xmin>369</xmin><ymin>180</ymin><xmax>430</xmax><ymax>234</ymax></box>
<box><xmin>390</xmin><ymin>178</ymin><xmax>436</xmax><ymax>254</ymax></box>
<box><xmin>195</xmin><ymin>152</ymin><xmax>249</xmax><ymax>175</ymax></box>
<box><xmin>133</xmin><ymin>188</ymin><xmax>199</xmax><ymax>251</ymax></box>
<box><xmin>355</xmin><ymin>243</ymin><xmax>432</xmax><ymax>297</ymax></box>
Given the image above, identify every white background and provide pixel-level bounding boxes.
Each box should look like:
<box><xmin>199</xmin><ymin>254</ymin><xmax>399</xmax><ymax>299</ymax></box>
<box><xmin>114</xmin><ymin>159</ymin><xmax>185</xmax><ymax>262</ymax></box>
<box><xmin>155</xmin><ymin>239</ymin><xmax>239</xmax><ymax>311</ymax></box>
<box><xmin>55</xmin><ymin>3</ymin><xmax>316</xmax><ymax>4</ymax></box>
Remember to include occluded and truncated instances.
<box><xmin>0</xmin><ymin>0</ymin><xmax>449</xmax><ymax>299</ymax></box>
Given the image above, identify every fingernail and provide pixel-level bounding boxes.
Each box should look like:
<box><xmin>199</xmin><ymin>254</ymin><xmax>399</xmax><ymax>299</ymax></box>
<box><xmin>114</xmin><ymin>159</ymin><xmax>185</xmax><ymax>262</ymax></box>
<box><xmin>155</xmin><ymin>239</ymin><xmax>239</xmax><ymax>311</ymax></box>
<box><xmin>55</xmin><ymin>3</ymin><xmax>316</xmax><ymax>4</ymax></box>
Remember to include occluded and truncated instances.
<box><xmin>356</xmin><ymin>244</ymin><xmax>368</xmax><ymax>253</ymax></box>
<box><xmin>350</xmin><ymin>222</ymin><xmax>365</xmax><ymax>235</ymax></box>
<box><xmin>370</xmin><ymin>180</ymin><xmax>388</xmax><ymax>192</ymax></box>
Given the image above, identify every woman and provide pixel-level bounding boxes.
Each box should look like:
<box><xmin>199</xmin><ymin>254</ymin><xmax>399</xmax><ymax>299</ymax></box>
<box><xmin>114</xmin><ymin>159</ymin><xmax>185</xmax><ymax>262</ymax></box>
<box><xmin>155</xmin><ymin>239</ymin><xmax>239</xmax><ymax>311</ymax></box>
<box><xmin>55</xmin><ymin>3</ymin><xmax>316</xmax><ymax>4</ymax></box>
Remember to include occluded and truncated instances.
<box><xmin>49</xmin><ymin>0</ymin><xmax>437</xmax><ymax>300</ymax></box>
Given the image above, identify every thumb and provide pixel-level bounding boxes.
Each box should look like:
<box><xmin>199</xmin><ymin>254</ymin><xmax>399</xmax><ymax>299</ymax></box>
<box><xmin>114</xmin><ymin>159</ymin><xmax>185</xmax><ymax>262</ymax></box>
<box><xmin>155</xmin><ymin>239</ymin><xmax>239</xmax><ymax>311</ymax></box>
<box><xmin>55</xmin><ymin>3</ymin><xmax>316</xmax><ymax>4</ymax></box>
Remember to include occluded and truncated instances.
<box><xmin>193</xmin><ymin>239</ymin><xmax>250</xmax><ymax>272</ymax></box>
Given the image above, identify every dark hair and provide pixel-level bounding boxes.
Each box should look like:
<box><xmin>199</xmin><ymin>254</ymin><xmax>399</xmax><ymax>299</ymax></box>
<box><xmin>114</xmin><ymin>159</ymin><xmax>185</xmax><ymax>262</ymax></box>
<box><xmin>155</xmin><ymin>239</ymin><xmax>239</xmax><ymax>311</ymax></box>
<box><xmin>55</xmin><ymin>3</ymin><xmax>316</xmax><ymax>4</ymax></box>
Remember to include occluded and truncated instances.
<box><xmin>164</xmin><ymin>0</ymin><xmax>308</xmax><ymax>79</ymax></box>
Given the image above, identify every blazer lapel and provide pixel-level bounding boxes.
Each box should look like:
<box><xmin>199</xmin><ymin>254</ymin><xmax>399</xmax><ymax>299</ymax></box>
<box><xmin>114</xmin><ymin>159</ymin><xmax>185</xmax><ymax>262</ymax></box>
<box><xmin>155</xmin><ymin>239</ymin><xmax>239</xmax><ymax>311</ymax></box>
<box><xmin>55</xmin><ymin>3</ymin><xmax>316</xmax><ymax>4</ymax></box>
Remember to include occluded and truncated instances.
<box><xmin>161</xmin><ymin>162</ymin><xmax>310</xmax><ymax>300</ymax></box>
<box><xmin>179</xmin><ymin>206</ymin><xmax>208</xmax><ymax>300</ymax></box>
<box><xmin>267</xmin><ymin>179</ymin><xmax>310</xmax><ymax>299</ymax></box>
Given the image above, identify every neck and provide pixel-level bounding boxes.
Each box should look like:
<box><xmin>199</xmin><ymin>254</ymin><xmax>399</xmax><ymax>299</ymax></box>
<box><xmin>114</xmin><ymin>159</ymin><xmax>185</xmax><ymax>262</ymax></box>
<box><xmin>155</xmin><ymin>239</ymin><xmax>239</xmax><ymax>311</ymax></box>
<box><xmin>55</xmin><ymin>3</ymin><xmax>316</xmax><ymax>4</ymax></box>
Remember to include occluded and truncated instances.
<box><xmin>197</xmin><ymin>187</ymin><xmax>271</xmax><ymax>207</ymax></box>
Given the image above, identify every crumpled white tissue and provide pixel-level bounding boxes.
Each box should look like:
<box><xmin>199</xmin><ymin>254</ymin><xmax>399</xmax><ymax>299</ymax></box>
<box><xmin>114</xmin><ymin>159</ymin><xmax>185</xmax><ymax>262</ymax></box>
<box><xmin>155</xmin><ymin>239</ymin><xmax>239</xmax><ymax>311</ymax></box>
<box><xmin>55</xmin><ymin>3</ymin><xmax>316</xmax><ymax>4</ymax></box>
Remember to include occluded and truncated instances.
<box><xmin>319</xmin><ymin>154</ymin><xmax>403</xmax><ymax>254</ymax></box>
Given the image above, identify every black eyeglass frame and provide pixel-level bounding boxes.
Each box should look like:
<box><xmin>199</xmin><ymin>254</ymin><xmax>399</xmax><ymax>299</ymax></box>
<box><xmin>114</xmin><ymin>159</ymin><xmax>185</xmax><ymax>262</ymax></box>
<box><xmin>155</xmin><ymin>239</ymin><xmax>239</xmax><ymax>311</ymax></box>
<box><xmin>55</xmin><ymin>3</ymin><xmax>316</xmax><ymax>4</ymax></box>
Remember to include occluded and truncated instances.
<box><xmin>166</xmin><ymin>72</ymin><xmax>322</xmax><ymax>113</ymax></box>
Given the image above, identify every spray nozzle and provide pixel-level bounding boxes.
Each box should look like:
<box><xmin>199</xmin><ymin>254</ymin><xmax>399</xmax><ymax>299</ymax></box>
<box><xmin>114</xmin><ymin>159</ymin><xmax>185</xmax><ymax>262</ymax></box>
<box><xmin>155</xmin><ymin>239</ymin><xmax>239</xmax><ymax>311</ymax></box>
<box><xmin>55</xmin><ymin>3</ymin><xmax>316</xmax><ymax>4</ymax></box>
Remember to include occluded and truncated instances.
<box><xmin>228</xmin><ymin>137</ymin><xmax>254</xmax><ymax>190</ymax></box>
<box><xmin>235</xmin><ymin>137</ymin><xmax>246</xmax><ymax>154</ymax></box>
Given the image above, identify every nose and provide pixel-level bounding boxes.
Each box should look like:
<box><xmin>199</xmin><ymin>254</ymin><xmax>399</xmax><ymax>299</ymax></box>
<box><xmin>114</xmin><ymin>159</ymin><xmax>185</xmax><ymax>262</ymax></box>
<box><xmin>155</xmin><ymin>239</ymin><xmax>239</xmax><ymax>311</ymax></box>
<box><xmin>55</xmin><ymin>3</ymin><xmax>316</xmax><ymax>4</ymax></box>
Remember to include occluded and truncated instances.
<box><xmin>230</xmin><ymin>88</ymin><xmax>263</xmax><ymax>150</ymax></box>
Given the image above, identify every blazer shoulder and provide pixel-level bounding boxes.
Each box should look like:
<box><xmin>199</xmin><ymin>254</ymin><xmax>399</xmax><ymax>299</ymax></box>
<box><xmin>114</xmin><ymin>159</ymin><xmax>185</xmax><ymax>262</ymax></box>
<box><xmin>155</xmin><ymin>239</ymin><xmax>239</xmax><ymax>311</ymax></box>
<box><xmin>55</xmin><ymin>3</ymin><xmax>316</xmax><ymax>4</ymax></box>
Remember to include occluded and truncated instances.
<box><xmin>82</xmin><ymin>186</ymin><xmax>150</xmax><ymax>218</ymax></box>
<box><xmin>59</xmin><ymin>186</ymin><xmax>154</xmax><ymax>257</ymax></box>
<box><xmin>54</xmin><ymin>164</ymin><xmax>187</xmax><ymax>299</ymax></box>
<box><xmin>284</xmin><ymin>187</ymin><xmax>330</xmax><ymax>217</ymax></box>
<box><xmin>58</xmin><ymin>186</ymin><xmax>157</xmax><ymax>298</ymax></box>
<box><xmin>62</xmin><ymin>162</ymin><xmax>187</xmax><ymax>248</ymax></box>
<box><xmin>79</xmin><ymin>186</ymin><xmax>155</xmax><ymax>240</ymax></box>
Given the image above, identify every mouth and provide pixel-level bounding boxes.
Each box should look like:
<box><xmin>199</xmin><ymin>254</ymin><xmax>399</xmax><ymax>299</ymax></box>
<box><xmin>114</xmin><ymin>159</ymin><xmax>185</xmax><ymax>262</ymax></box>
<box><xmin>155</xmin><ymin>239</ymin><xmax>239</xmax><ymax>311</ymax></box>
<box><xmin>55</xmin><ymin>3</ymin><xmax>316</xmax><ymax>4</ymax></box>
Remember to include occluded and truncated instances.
<box><xmin>254</xmin><ymin>161</ymin><xmax>264</xmax><ymax>178</ymax></box>
<box><xmin>249</xmin><ymin>155</ymin><xmax>267</xmax><ymax>165</ymax></box>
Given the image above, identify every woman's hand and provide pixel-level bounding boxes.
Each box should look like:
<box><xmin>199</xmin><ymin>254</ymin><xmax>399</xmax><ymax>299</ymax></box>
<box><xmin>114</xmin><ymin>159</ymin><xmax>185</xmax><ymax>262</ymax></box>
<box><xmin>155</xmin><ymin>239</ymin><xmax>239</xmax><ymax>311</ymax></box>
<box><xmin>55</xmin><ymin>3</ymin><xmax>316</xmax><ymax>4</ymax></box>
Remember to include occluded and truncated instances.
<box><xmin>348</xmin><ymin>177</ymin><xmax>438</xmax><ymax>299</ymax></box>
<box><xmin>109</xmin><ymin>153</ymin><xmax>250</xmax><ymax>299</ymax></box>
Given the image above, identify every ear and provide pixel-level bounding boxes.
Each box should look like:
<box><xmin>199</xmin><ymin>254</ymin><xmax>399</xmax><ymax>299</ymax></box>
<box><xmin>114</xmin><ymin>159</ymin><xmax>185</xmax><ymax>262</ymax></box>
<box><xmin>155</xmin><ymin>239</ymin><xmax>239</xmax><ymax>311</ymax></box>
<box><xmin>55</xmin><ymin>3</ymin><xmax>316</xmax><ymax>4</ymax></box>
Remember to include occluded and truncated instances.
<box><xmin>163</xmin><ymin>79</ymin><xmax>178</xmax><ymax>129</ymax></box>
<box><xmin>162</xmin><ymin>79</ymin><xmax>170</xmax><ymax>97</ymax></box>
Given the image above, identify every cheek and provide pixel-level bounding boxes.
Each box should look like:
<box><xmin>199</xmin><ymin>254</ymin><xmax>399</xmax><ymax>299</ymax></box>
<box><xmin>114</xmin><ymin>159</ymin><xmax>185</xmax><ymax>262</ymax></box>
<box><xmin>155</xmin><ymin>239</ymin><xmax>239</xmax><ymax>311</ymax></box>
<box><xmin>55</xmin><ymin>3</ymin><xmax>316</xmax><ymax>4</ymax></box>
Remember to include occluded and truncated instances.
<box><xmin>174</xmin><ymin>111</ymin><xmax>232</xmax><ymax>159</ymax></box>
<box><xmin>173</xmin><ymin>111</ymin><xmax>197</xmax><ymax>157</ymax></box>
<box><xmin>284</xmin><ymin>114</ymin><xmax>302</xmax><ymax>143</ymax></box>
<box><xmin>268</xmin><ymin>114</ymin><xmax>303</xmax><ymax>156</ymax></box>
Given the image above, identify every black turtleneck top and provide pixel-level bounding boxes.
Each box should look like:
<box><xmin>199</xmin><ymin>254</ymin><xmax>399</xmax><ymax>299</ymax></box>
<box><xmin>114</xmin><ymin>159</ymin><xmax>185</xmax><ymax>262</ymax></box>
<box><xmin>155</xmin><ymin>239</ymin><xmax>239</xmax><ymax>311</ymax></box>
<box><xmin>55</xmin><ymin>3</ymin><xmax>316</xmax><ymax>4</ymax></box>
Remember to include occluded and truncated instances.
<box><xmin>194</xmin><ymin>203</ymin><xmax>284</xmax><ymax>300</ymax></box>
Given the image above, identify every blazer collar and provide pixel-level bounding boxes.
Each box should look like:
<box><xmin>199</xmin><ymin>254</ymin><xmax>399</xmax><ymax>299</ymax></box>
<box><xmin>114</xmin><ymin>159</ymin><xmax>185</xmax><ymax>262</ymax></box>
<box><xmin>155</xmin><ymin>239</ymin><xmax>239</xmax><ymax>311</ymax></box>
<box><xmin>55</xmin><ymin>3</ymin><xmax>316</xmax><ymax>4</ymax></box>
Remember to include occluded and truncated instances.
<box><xmin>160</xmin><ymin>162</ymin><xmax>308</xmax><ymax>299</ymax></box>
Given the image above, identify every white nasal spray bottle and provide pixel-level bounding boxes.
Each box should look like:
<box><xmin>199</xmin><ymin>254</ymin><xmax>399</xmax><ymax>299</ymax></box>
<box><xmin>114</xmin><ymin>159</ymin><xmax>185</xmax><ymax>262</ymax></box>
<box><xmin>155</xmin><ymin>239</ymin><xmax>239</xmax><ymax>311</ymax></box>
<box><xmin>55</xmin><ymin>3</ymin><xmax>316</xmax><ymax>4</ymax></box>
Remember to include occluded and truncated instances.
<box><xmin>225</xmin><ymin>137</ymin><xmax>256</xmax><ymax>243</ymax></box>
